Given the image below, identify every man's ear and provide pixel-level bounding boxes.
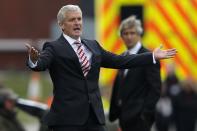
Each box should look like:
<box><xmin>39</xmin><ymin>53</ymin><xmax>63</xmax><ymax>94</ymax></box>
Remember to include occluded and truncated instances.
<box><xmin>59</xmin><ymin>22</ymin><xmax>64</xmax><ymax>31</ymax></box>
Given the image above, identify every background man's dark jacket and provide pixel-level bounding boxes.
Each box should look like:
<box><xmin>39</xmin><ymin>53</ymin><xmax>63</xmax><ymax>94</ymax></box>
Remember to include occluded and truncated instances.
<box><xmin>109</xmin><ymin>47</ymin><xmax>161</xmax><ymax>127</ymax></box>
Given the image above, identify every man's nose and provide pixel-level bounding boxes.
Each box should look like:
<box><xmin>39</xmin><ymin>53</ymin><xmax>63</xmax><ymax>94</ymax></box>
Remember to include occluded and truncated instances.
<box><xmin>74</xmin><ymin>19</ymin><xmax>80</xmax><ymax>24</ymax></box>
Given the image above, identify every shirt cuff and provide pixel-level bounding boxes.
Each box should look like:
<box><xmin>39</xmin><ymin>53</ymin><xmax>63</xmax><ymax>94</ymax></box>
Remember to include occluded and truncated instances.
<box><xmin>152</xmin><ymin>52</ymin><xmax>156</xmax><ymax>64</ymax></box>
<box><xmin>28</xmin><ymin>55</ymin><xmax>38</xmax><ymax>68</ymax></box>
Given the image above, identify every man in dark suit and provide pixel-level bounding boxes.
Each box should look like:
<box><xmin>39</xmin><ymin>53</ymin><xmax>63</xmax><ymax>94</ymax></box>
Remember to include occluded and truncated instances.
<box><xmin>25</xmin><ymin>5</ymin><xmax>176</xmax><ymax>131</ymax></box>
<box><xmin>109</xmin><ymin>15</ymin><xmax>162</xmax><ymax>131</ymax></box>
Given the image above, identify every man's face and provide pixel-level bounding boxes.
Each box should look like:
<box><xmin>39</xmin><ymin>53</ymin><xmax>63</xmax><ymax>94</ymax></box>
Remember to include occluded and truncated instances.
<box><xmin>121</xmin><ymin>27</ymin><xmax>141</xmax><ymax>49</ymax></box>
<box><xmin>60</xmin><ymin>11</ymin><xmax>82</xmax><ymax>39</ymax></box>
<box><xmin>4</xmin><ymin>99</ymin><xmax>15</xmax><ymax>111</ymax></box>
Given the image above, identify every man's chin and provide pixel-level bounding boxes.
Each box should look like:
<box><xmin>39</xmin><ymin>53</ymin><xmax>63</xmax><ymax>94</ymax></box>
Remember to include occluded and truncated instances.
<box><xmin>71</xmin><ymin>35</ymin><xmax>81</xmax><ymax>40</ymax></box>
<box><xmin>74</xmin><ymin>33</ymin><xmax>81</xmax><ymax>37</ymax></box>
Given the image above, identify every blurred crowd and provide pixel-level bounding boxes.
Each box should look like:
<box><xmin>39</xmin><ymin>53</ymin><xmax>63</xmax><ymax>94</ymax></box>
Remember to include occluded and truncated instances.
<box><xmin>155</xmin><ymin>64</ymin><xmax>197</xmax><ymax>131</ymax></box>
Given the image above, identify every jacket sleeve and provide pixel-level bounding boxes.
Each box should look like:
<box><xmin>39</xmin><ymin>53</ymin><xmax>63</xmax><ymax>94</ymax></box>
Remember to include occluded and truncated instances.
<box><xmin>109</xmin><ymin>71</ymin><xmax>121</xmax><ymax>122</ymax></box>
<box><xmin>27</xmin><ymin>42</ymin><xmax>55</xmax><ymax>71</ymax></box>
<box><xmin>95</xmin><ymin>41</ymin><xmax>154</xmax><ymax>69</ymax></box>
<box><xmin>142</xmin><ymin>61</ymin><xmax>161</xmax><ymax>121</ymax></box>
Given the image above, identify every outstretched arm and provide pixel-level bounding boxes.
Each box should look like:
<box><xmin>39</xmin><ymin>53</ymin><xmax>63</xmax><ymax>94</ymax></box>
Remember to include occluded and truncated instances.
<box><xmin>25</xmin><ymin>43</ymin><xmax>54</xmax><ymax>71</ymax></box>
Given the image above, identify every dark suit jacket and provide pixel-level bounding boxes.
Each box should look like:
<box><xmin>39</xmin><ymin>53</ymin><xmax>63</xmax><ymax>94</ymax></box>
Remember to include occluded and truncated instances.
<box><xmin>28</xmin><ymin>35</ymin><xmax>154</xmax><ymax>126</ymax></box>
<box><xmin>109</xmin><ymin>46</ymin><xmax>161</xmax><ymax>127</ymax></box>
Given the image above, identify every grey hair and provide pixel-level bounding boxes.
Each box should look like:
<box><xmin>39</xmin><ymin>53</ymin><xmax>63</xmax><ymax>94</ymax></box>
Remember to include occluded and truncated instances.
<box><xmin>57</xmin><ymin>5</ymin><xmax>82</xmax><ymax>24</ymax></box>
<box><xmin>119</xmin><ymin>15</ymin><xmax>143</xmax><ymax>36</ymax></box>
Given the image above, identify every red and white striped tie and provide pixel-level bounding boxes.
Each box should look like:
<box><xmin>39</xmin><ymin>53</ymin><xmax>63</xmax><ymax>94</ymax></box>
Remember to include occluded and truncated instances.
<box><xmin>74</xmin><ymin>41</ymin><xmax>91</xmax><ymax>76</ymax></box>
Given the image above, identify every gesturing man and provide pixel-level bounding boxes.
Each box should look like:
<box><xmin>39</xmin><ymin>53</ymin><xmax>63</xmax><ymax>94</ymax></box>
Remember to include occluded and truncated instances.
<box><xmin>26</xmin><ymin>5</ymin><xmax>176</xmax><ymax>131</ymax></box>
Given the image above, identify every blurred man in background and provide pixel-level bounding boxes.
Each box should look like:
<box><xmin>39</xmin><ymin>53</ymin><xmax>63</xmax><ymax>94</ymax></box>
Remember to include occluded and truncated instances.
<box><xmin>174</xmin><ymin>78</ymin><xmax>197</xmax><ymax>131</ymax></box>
<box><xmin>109</xmin><ymin>15</ymin><xmax>161</xmax><ymax>131</ymax></box>
<box><xmin>0</xmin><ymin>84</ymin><xmax>25</xmax><ymax>131</ymax></box>
<box><xmin>155</xmin><ymin>64</ymin><xmax>179</xmax><ymax>131</ymax></box>
<box><xmin>156</xmin><ymin>63</ymin><xmax>197</xmax><ymax>131</ymax></box>
<box><xmin>0</xmin><ymin>83</ymin><xmax>50</xmax><ymax>131</ymax></box>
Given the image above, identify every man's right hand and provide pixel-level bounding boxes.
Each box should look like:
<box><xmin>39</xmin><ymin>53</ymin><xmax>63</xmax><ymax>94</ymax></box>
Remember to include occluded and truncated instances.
<box><xmin>25</xmin><ymin>44</ymin><xmax>39</xmax><ymax>63</ymax></box>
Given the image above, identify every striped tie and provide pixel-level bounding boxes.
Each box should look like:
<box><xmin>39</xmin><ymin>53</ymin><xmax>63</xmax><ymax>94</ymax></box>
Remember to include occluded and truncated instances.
<box><xmin>74</xmin><ymin>41</ymin><xmax>91</xmax><ymax>76</ymax></box>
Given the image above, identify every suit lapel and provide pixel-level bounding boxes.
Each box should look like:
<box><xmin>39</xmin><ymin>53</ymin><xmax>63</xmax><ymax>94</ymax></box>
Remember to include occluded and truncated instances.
<box><xmin>81</xmin><ymin>39</ymin><xmax>97</xmax><ymax>67</ymax></box>
<box><xmin>58</xmin><ymin>36</ymin><xmax>98</xmax><ymax>77</ymax></box>
<box><xmin>124</xmin><ymin>47</ymin><xmax>144</xmax><ymax>78</ymax></box>
<box><xmin>137</xmin><ymin>46</ymin><xmax>145</xmax><ymax>54</ymax></box>
<box><xmin>81</xmin><ymin>39</ymin><xmax>99</xmax><ymax>77</ymax></box>
<box><xmin>58</xmin><ymin>35</ymin><xmax>84</xmax><ymax>75</ymax></box>
<box><xmin>121</xmin><ymin>46</ymin><xmax>146</xmax><ymax>100</ymax></box>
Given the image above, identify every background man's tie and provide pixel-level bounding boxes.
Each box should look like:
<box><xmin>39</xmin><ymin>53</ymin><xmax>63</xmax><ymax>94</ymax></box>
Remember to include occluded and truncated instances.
<box><xmin>74</xmin><ymin>41</ymin><xmax>90</xmax><ymax>76</ymax></box>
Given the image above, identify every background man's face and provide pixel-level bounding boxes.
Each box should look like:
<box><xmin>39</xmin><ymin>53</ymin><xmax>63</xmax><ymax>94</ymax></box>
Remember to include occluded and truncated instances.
<box><xmin>61</xmin><ymin>11</ymin><xmax>82</xmax><ymax>39</ymax></box>
<box><xmin>121</xmin><ymin>27</ymin><xmax>141</xmax><ymax>49</ymax></box>
<box><xmin>4</xmin><ymin>99</ymin><xmax>15</xmax><ymax>111</ymax></box>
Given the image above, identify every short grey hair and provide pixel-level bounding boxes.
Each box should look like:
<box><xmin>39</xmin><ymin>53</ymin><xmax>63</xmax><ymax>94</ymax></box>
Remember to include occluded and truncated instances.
<box><xmin>57</xmin><ymin>5</ymin><xmax>82</xmax><ymax>24</ymax></box>
<box><xmin>119</xmin><ymin>15</ymin><xmax>143</xmax><ymax>36</ymax></box>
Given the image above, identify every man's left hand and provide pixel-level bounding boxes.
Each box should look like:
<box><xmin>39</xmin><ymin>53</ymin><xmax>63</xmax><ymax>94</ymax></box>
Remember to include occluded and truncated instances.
<box><xmin>153</xmin><ymin>45</ymin><xmax>177</xmax><ymax>60</ymax></box>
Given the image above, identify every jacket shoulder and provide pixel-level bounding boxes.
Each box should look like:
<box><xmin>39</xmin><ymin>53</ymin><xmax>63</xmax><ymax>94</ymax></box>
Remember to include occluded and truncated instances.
<box><xmin>42</xmin><ymin>39</ymin><xmax>61</xmax><ymax>50</ymax></box>
<box><xmin>82</xmin><ymin>39</ymin><xmax>97</xmax><ymax>44</ymax></box>
<box><xmin>140</xmin><ymin>46</ymin><xmax>150</xmax><ymax>53</ymax></box>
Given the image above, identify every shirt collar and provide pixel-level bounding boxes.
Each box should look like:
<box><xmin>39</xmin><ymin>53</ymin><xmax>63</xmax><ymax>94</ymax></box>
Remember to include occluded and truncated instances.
<box><xmin>63</xmin><ymin>33</ymin><xmax>81</xmax><ymax>45</ymax></box>
<box><xmin>127</xmin><ymin>41</ymin><xmax>142</xmax><ymax>54</ymax></box>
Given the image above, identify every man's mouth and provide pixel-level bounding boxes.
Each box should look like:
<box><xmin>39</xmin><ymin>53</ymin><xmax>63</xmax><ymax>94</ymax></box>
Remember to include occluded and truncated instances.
<box><xmin>74</xmin><ymin>27</ymin><xmax>81</xmax><ymax>31</ymax></box>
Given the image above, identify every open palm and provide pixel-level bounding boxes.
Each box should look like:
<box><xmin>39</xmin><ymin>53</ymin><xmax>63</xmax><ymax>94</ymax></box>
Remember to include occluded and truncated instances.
<box><xmin>153</xmin><ymin>46</ymin><xmax>177</xmax><ymax>60</ymax></box>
